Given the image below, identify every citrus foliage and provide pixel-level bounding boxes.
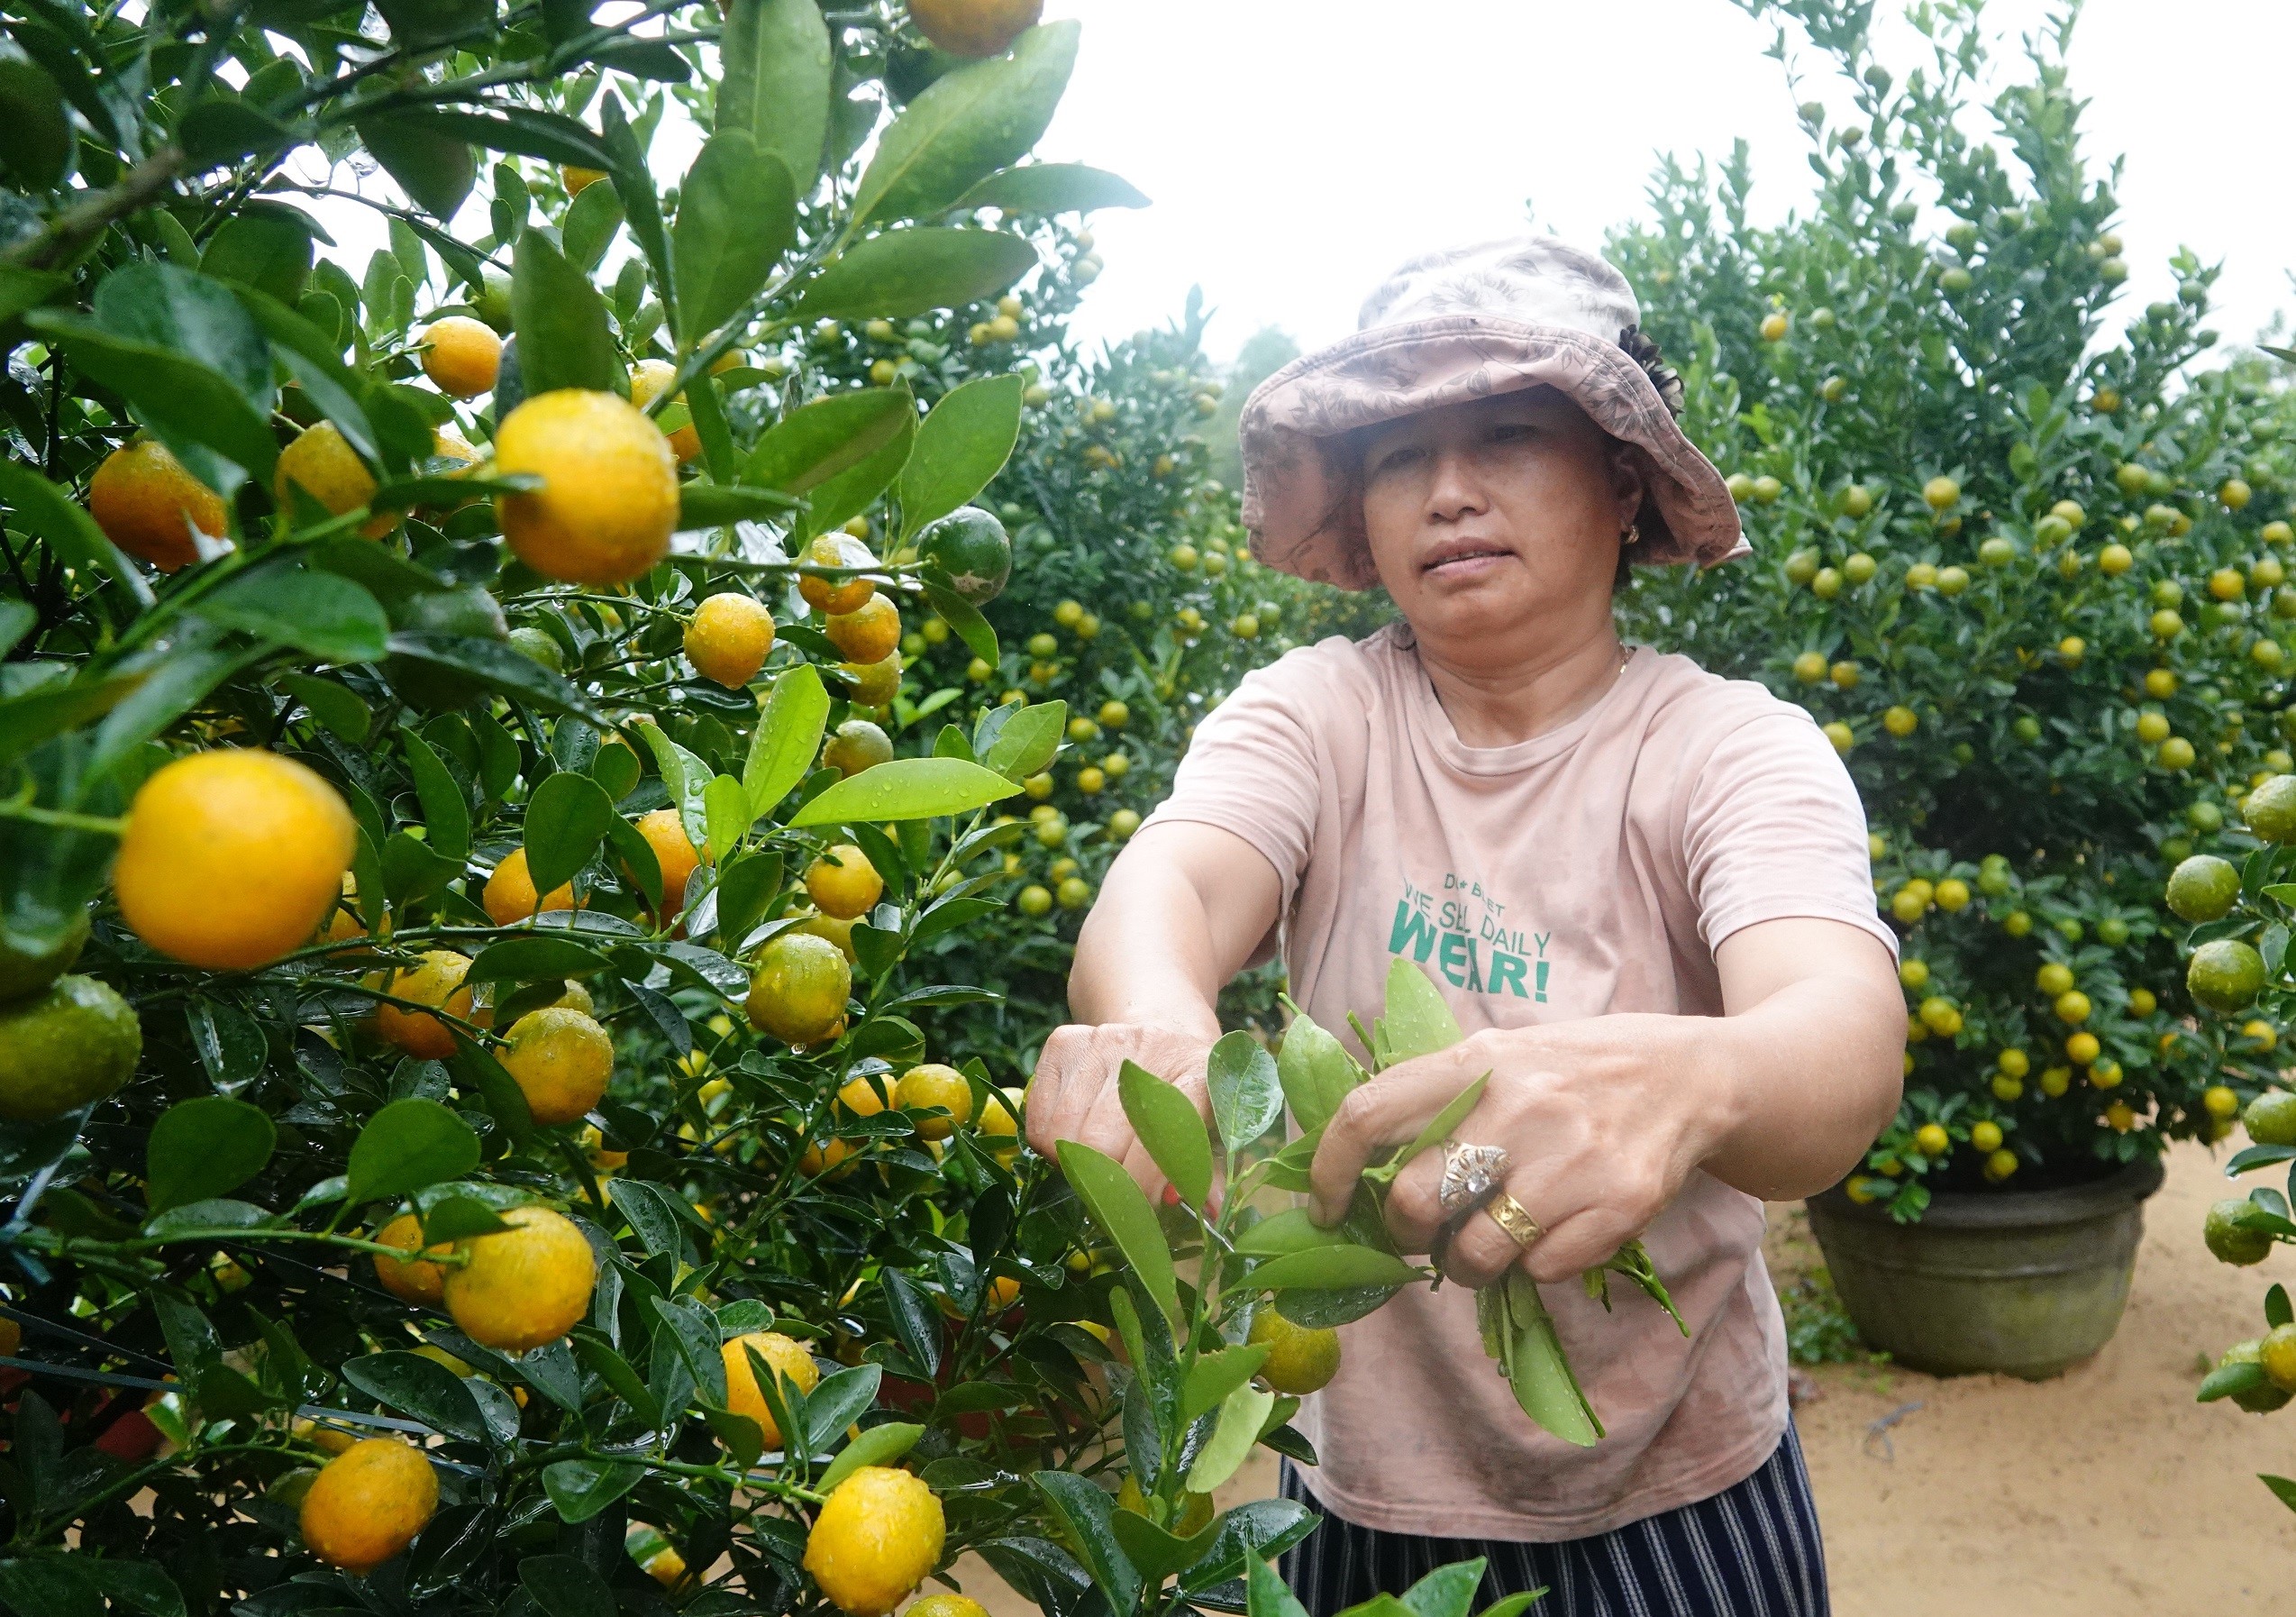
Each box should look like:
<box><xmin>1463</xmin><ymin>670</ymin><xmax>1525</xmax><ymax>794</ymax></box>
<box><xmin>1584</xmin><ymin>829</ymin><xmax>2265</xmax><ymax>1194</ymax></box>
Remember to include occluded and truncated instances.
<box><xmin>792</xmin><ymin>289</ymin><xmax>1389</xmax><ymax>1072</ymax></box>
<box><xmin>1608</xmin><ymin>1</ymin><xmax>2296</xmax><ymax>1214</ymax></box>
<box><xmin>0</xmin><ymin>0</ymin><xmax>1376</xmax><ymax>1607</ymax></box>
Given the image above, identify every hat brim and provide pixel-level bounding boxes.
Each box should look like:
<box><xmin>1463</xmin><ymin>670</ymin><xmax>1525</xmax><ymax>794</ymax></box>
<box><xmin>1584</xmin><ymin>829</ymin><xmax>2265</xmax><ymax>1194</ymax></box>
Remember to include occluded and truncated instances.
<box><xmin>1237</xmin><ymin>315</ymin><xmax>1748</xmax><ymax>589</ymax></box>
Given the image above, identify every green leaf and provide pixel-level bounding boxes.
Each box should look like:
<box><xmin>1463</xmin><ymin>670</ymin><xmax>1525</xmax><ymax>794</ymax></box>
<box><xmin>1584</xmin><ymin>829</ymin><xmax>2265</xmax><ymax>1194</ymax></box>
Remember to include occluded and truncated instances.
<box><xmin>676</xmin><ymin>483</ymin><xmax>804</xmax><ymax>528</ymax></box>
<box><xmin>510</xmin><ymin>231</ymin><xmax>620</xmax><ymax>396</ymax></box>
<box><xmin>712</xmin><ymin>849</ymin><xmax>783</xmax><ymax>946</ymax></box>
<box><xmin>953</xmin><ymin>162</ymin><xmax>1150</xmax><ymax>216</ymax></box>
<box><xmin>1207</xmin><ymin>1029</ymin><xmax>1284</xmax><ymax>1154</ymax></box>
<box><xmin>466</xmin><ymin>936</ymin><xmax>609</xmax><ymax>986</ymax></box>
<box><xmin>573</xmin><ymin>1336</ymin><xmax>661</xmax><ymax>1426</ymax></box>
<box><xmin>673</xmin><ymin>133</ymin><xmax>797</xmax><ymax>343</ymax></box>
<box><xmin>817</xmin><ymin>1421</ymin><xmax>925</xmax><ymax>1493</ymax></box>
<box><xmin>1378</xmin><ymin>957</ymin><xmax>1463</xmax><ymax>1064</ymax></box>
<box><xmin>417</xmin><ymin>1195</ymin><xmax>509</xmax><ymax>1242</ymax></box>
<box><xmin>385</xmin><ymin>105</ymin><xmax>616</xmax><ymax>171</ymax></box>
<box><xmin>789</xmin><ymin>757</ymin><xmax>1020</xmax><ymax>827</ymax></box>
<box><xmin>701</xmin><ymin>1405</ymin><xmax>765</xmax><ymax>1468</ymax></box>
<box><xmin>1248</xmin><ymin>1551</ymin><xmax>1314</xmax><ymax>1617</ymax></box>
<box><xmin>0</xmin><ymin>459</ymin><xmax>152</xmax><ymax>612</ymax></box>
<box><xmin>1186</xmin><ymin>1383</ymin><xmax>1275</xmax><ymax>1494</ymax></box>
<box><xmin>1109</xmin><ymin>1510</ymin><xmax>1223</xmax><ymax>1584</ymax></box>
<box><xmin>918</xmin><ymin>578</ymin><xmax>998</xmax><ymax>664</ymax></box>
<box><xmin>899</xmin><ymin>374</ymin><xmax>1024</xmax><ymax>535</ymax></box>
<box><xmin>375</xmin><ymin>0</ymin><xmax>498</xmax><ymax>49</ymax></box>
<box><xmin>2200</xmin><ymin>1359</ymin><xmax>2267</xmax><ymax>1402</ymax></box>
<box><xmin>524</xmin><ymin>770</ymin><xmax>618</xmax><ymax>895</ymax></box>
<box><xmin>239</xmin><ymin>287</ymin><xmax>398</xmax><ymax>466</ymax></box>
<box><xmin>28</xmin><ymin>310</ymin><xmax>278</xmax><ymax>491</ymax></box>
<box><xmin>746</xmin><ymin>385</ymin><xmax>915</xmax><ymax>495</ymax></box>
<box><xmin>0</xmin><ymin>59</ymin><xmax>72</xmax><ymax>189</ymax></box>
<box><xmin>1055</xmin><ymin>1141</ymin><xmax>1180</xmax><ymax>1328</ymax></box>
<box><xmin>1247</xmin><ymin>1246</ymin><xmax>1420</xmax><ymax>1292</ymax></box>
<box><xmin>1180</xmin><ymin>1342</ymin><xmax>1271</xmax><ymax>1422</ymax></box>
<box><xmin>276</xmin><ymin>673</ymin><xmax>371</xmax><ymax>744</ymax></box>
<box><xmin>704</xmin><ymin>772</ymin><xmax>752</xmax><ymax>863</ymax></box>
<box><xmin>2262</xmin><ymin>1474</ymin><xmax>2296</xmax><ymax>1514</ymax></box>
<box><xmin>1474</xmin><ymin>1595</ymin><xmax>1542</xmax><ymax>1617</ymax></box>
<box><xmin>518</xmin><ymin>1553</ymin><xmax>616</xmax><ymax>1617</ymax></box>
<box><xmin>96</xmin><ymin>260</ymin><xmax>273</xmax><ymax>407</ymax></box>
<box><xmin>802</xmin><ymin>404</ymin><xmax>917</xmax><ymax>535</ymax></box>
<box><xmin>716</xmin><ymin>0</ymin><xmax>833</xmax><ymax>185</ymax></box>
<box><xmin>1116</xmin><ymin>1060</ymin><xmax>1212</xmax><ymax>1209</ymax></box>
<box><xmin>542</xmin><ymin>1458</ymin><xmax>644</xmax><ymax>1523</ymax></box>
<box><xmin>382</xmin><ymin>632</ymin><xmax>612</xmax><ymax>724</ymax></box>
<box><xmin>1230</xmin><ymin>1208</ymin><xmax>1353</xmax><ymax>1258</ymax></box>
<box><xmin>199</xmin><ymin>566</ymin><xmax>388</xmax><ymax>663</ymax></box>
<box><xmin>1399</xmin><ymin>1561</ymin><xmax>1485</xmax><ymax>1617</ymax></box>
<box><xmin>1031</xmin><ymin>1469</ymin><xmax>1140</xmax><ymax>1616</ymax></box>
<box><xmin>745</xmin><ymin>664</ymin><xmax>829</xmax><ymax>818</ymax></box>
<box><xmin>78</xmin><ymin>1559</ymin><xmax>185</xmax><ymax>1617</ymax></box>
<box><xmin>145</xmin><ymin>1098</ymin><xmax>275</xmax><ymax>1214</ymax></box>
<box><xmin>1481</xmin><ymin>1271</ymin><xmax>1601</xmax><ymax>1447</ymax></box>
<box><xmin>1380</xmin><ymin>1075</ymin><xmax>1489</xmax><ymax>1183</ymax></box>
<box><xmin>0</xmin><ymin>1558</ymin><xmax>107</xmax><ymax>1617</ymax></box>
<box><xmin>598</xmin><ymin>98</ymin><xmax>671</xmax><ymax>323</ymax></box>
<box><xmin>851</xmin><ymin>23</ymin><xmax>1080</xmax><ymax>229</ymax></box>
<box><xmin>980</xmin><ymin>699</ymin><xmax>1064</xmax><ymax>781</ymax></box>
<box><xmin>630</xmin><ymin>717</ymin><xmax>712</xmax><ymax>856</ymax></box>
<box><xmin>359</xmin><ymin>112</ymin><xmax>478</xmax><ymax>220</ymax></box>
<box><xmin>0</xmin><ymin>266</ymin><xmax>67</xmax><ymax>326</ymax></box>
<box><xmin>178</xmin><ymin>97</ymin><xmax>291</xmax><ymax>168</ymax></box>
<box><xmin>340</xmin><ymin>1349</ymin><xmax>488</xmax><ymax>1443</ymax></box>
<box><xmin>201</xmin><ymin>202</ymin><xmax>321</xmax><ymax>304</ymax></box>
<box><xmin>562</xmin><ymin>176</ymin><xmax>624</xmax><ymax>272</ymax></box>
<box><xmin>1277</xmin><ymin>1009</ymin><xmax>1360</xmax><ymax>1136</ymax></box>
<box><xmin>796</xmin><ymin>228</ymin><xmax>1038</xmax><ymax>321</ymax></box>
<box><xmin>345</xmin><ymin>1099</ymin><xmax>481</xmax><ymax>1205</ymax></box>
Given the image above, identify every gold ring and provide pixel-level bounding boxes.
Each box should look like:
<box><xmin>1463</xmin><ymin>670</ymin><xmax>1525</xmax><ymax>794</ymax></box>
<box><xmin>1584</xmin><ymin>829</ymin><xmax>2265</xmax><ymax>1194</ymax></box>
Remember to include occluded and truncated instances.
<box><xmin>1484</xmin><ymin>1192</ymin><xmax>1544</xmax><ymax>1249</ymax></box>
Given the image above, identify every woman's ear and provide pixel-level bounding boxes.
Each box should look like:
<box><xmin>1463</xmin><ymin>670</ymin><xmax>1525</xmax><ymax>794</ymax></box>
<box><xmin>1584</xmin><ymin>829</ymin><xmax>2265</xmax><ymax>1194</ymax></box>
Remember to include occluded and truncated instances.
<box><xmin>1606</xmin><ymin>440</ymin><xmax>1648</xmax><ymax>534</ymax></box>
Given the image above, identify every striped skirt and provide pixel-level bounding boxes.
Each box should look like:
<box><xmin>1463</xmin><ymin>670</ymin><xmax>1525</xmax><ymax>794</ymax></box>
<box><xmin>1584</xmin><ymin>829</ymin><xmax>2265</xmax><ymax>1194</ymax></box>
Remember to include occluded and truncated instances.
<box><xmin>1277</xmin><ymin>1426</ymin><xmax>1827</xmax><ymax>1617</ymax></box>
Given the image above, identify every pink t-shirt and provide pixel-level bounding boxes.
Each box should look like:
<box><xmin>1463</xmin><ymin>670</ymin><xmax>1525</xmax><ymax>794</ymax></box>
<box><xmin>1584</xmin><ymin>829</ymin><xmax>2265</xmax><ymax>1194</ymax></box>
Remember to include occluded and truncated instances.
<box><xmin>1144</xmin><ymin>625</ymin><xmax>1894</xmax><ymax>1541</ymax></box>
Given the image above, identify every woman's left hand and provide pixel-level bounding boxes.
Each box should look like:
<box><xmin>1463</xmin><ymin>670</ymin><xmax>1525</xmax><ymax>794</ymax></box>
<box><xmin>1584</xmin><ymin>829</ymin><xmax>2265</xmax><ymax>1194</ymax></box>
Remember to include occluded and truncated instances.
<box><xmin>1313</xmin><ymin>923</ymin><xmax>1900</xmax><ymax>1286</ymax></box>
<box><xmin>1307</xmin><ymin>1013</ymin><xmax>1731</xmax><ymax>1288</ymax></box>
<box><xmin>1307</xmin><ymin>918</ymin><xmax>1906</xmax><ymax>1290</ymax></box>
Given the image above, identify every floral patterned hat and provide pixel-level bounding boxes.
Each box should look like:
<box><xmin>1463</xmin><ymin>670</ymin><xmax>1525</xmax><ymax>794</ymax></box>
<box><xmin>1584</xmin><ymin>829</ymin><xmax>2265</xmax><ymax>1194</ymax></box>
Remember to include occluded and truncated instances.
<box><xmin>1236</xmin><ymin>235</ymin><xmax>1748</xmax><ymax>589</ymax></box>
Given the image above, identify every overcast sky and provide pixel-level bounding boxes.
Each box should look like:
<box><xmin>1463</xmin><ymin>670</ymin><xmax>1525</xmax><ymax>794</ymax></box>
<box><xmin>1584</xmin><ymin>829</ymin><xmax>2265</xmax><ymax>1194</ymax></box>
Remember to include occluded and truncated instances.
<box><xmin>296</xmin><ymin>2</ymin><xmax>2293</xmax><ymax>372</ymax></box>
<box><xmin>1029</xmin><ymin>0</ymin><xmax>2296</xmax><ymax>365</ymax></box>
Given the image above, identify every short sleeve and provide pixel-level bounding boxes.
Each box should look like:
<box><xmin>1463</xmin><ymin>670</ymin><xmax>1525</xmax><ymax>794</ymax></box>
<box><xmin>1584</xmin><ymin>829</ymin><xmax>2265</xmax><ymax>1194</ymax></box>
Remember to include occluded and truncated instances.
<box><xmin>1140</xmin><ymin>648</ymin><xmax>1330</xmax><ymax>915</ymax></box>
<box><xmin>1681</xmin><ymin>704</ymin><xmax>1897</xmax><ymax>960</ymax></box>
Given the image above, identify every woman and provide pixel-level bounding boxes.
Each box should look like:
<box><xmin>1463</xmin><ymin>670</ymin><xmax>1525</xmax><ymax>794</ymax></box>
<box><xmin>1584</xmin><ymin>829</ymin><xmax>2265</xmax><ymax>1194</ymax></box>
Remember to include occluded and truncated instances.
<box><xmin>1025</xmin><ymin>238</ymin><xmax>1905</xmax><ymax>1616</ymax></box>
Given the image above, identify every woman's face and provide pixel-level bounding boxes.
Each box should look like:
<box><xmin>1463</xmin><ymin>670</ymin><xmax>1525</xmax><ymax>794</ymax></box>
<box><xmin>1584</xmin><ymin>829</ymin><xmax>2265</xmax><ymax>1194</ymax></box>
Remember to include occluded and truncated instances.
<box><xmin>1357</xmin><ymin>388</ymin><xmax>1642</xmax><ymax>655</ymax></box>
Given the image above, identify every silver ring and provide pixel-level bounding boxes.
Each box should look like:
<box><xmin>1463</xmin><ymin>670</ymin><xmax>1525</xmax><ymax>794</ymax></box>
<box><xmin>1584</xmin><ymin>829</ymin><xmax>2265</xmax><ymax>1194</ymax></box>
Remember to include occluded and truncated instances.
<box><xmin>1436</xmin><ymin>1137</ymin><xmax>1511</xmax><ymax>1217</ymax></box>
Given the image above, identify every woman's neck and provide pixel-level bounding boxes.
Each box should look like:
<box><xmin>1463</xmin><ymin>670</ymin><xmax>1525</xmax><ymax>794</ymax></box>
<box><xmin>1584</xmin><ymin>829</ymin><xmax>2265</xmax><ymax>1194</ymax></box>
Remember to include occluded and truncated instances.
<box><xmin>1413</xmin><ymin>619</ymin><xmax>1627</xmax><ymax>748</ymax></box>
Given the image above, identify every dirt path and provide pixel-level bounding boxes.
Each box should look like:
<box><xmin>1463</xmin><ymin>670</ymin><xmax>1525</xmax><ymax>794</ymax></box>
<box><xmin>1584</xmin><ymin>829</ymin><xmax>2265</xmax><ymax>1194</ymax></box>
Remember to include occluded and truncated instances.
<box><xmin>1786</xmin><ymin>1137</ymin><xmax>2296</xmax><ymax>1613</ymax></box>
<box><xmin>963</xmin><ymin>1140</ymin><xmax>2296</xmax><ymax>1615</ymax></box>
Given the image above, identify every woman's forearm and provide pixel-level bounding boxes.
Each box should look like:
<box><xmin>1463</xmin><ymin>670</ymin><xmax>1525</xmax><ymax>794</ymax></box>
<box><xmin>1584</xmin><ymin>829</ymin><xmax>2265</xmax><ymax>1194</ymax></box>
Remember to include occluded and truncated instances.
<box><xmin>1066</xmin><ymin>826</ymin><xmax>1259</xmax><ymax>1037</ymax></box>
<box><xmin>1699</xmin><ymin>970</ymin><xmax>1906</xmax><ymax>1201</ymax></box>
<box><xmin>1028</xmin><ymin>824</ymin><xmax>1282</xmax><ymax>1183</ymax></box>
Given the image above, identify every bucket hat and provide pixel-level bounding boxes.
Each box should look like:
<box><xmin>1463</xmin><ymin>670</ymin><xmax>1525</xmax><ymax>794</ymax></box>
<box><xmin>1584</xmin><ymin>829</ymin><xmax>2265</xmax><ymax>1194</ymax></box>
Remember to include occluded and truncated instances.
<box><xmin>1236</xmin><ymin>235</ymin><xmax>1747</xmax><ymax>589</ymax></box>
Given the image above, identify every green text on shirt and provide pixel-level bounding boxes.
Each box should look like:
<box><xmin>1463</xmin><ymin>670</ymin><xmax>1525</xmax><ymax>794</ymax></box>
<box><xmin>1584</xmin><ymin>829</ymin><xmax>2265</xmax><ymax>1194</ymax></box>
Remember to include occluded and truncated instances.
<box><xmin>1389</xmin><ymin>879</ymin><xmax>1547</xmax><ymax>1000</ymax></box>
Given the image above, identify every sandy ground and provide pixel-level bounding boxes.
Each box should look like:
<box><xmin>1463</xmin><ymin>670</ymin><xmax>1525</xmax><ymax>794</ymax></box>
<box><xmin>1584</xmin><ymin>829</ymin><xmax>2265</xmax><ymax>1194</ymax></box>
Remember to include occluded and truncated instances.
<box><xmin>961</xmin><ymin>1139</ymin><xmax>2296</xmax><ymax>1616</ymax></box>
<box><xmin>1784</xmin><ymin>1137</ymin><xmax>2296</xmax><ymax>1614</ymax></box>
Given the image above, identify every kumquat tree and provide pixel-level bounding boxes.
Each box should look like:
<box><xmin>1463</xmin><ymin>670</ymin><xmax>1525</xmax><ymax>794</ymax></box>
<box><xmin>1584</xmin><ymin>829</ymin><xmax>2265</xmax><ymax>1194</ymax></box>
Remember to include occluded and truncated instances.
<box><xmin>1609</xmin><ymin>0</ymin><xmax>2296</xmax><ymax>1218</ymax></box>
<box><xmin>0</xmin><ymin>0</ymin><xmax>1594</xmax><ymax>1611</ymax></box>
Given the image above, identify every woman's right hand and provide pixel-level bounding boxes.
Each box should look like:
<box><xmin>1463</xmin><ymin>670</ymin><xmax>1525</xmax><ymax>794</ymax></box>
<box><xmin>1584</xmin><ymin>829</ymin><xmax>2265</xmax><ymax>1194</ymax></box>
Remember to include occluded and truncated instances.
<box><xmin>1025</xmin><ymin>1022</ymin><xmax>1216</xmax><ymax>1198</ymax></box>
